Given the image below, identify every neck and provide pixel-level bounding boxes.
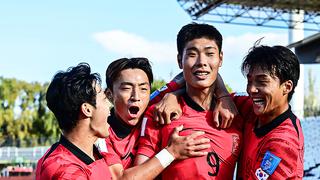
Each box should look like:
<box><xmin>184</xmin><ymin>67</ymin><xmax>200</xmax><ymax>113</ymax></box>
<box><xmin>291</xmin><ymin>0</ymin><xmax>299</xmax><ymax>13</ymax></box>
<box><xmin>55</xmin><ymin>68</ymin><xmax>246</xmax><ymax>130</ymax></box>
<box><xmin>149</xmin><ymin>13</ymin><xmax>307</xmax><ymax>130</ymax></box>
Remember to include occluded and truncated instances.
<box><xmin>110</xmin><ymin>108</ymin><xmax>134</xmax><ymax>138</ymax></box>
<box><xmin>257</xmin><ymin>103</ymin><xmax>289</xmax><ymax>128</ymax></box>
<box><xmin>186</xmin><ymin>85</ymin><xmax>214</xmax><ymax>110</ymax></box>
<box><xmin>63</xmin><ymin>123</ymin><xmax>97</xmax><ymax>161</ymax></box>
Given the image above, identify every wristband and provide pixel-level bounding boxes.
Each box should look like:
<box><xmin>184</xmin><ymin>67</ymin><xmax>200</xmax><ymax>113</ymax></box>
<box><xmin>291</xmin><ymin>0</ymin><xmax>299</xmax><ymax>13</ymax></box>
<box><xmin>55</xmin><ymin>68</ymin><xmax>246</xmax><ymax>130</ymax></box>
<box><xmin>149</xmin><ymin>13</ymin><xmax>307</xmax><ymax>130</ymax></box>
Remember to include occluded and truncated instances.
<box><xmin>155</xmin><ymin>148</ymin><xmax>175</xmax><ymax>168</ymax></box>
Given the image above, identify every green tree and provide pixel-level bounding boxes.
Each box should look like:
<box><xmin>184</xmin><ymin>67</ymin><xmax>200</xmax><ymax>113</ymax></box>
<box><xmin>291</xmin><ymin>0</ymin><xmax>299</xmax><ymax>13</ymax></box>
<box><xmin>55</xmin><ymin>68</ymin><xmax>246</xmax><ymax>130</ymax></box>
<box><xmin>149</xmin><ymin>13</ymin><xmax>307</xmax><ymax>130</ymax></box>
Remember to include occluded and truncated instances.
<box><xmin>0</xmin><ymin>77</ymin><xmax>59</xmax><ymax>147</ymax></box>
<box><xmin>304</xmin><ymin>69</ymin><xmax>320</xmax><ymax>117</ymax></box>
<box><xmin>151</xmin><ymin>79</ymin><xmax>166</xmax><ymax>93</ymax></box>
<box><xmin>151</xmin><ymin>78</ymin><xmax>233</xmax><ymax>95</ymax></box>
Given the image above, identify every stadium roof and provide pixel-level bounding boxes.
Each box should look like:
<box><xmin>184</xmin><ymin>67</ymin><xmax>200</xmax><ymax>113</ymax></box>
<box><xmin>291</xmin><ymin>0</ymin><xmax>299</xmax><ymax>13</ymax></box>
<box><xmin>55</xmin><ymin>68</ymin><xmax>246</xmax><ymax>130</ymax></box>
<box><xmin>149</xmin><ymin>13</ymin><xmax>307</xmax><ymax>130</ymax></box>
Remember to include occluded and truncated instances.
<box><xmin>288</xmin><ymin>32</ymin><xmax>320</xmax><ymax>48</ymax></box>
<box><xmin>221</xmin><ymin>0</ymin><xmax>320</xmax><ymax>12</ymax></box>
<box><xmin>288</xmin><ymin>32</ymin><xmax>320</xmax><ymax>64</ymax></box>
<box><xmin>177</xmin><ymin>0</ymin><xmax>320</xmax><ymax>31</ymax></box>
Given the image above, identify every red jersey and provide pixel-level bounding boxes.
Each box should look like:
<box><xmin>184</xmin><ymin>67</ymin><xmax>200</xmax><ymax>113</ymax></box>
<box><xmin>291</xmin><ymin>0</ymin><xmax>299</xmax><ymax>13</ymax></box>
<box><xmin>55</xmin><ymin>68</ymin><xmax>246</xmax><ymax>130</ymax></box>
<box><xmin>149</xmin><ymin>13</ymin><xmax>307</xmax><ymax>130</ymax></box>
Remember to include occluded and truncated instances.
<box><xmin>36</xmin><ymin>135</ymin><xmax>112</xmax><ymax>180</ymax></box>
<box><xmin>149</xmin><ymin>80</ymin><xmax>181</xmax><ymax>105</ymax></box>
<box><xmin>104</xmin><ymin>81</ymin><xmax>180</xmax><ymax>169</ymax></box>
<box><xmin>138</xmin><ymin>93</ymin><xmax>243</xmax><ymax>180</ymax></box>
<box><xmin>105</xmin><ymin>108</ymin><xmax>141</xmax><ymax>169</ymax></box>
<box><xmin>233</xmin><ymin>94</ymin><xmax>304</xmax><ymax>180</ymax></box>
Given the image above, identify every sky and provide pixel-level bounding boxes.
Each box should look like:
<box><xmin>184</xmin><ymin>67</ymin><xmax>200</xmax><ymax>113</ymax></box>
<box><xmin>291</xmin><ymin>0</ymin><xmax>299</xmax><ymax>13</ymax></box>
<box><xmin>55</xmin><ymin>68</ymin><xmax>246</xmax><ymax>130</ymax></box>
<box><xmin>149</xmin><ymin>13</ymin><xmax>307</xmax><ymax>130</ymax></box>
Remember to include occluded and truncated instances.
<box><xmin>0</xmin><ymin>0</ymin><xmax>319</xmax><ymax>94</ymax></box>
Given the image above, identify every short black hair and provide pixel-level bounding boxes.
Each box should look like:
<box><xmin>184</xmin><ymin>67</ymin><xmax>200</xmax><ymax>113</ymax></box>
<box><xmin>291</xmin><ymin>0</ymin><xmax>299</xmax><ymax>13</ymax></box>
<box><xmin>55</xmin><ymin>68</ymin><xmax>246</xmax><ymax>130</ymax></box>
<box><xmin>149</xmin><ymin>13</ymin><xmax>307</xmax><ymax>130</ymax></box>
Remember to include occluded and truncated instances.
<box><xmin>46</xmin><ymin>63</ymin><xmax>101</xmax><ymax>133</ymax></box>
<box><xmin>106</xmin><ymin>57</ymin><xmax>153</xmax><ymax>90</ymax></box>
<box><xmin>177</xmin><ymin>23</ymin><xmax>223</xmax><ymax>63</ymax></box>
<box><xmin>241</xmin><ymin>45</ymin><xmax>300</xmax><ymax>101</ymax></box>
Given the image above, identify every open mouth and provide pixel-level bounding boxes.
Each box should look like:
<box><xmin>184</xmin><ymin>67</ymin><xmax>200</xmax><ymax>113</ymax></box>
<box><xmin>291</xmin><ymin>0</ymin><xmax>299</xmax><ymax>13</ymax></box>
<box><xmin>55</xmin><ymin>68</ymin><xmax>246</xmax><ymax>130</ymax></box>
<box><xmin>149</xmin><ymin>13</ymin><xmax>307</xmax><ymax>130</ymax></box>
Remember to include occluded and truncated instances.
<box><xmin>129</xmin><ymin>106</ymin><xmax>140</xmax><ymax>115</ymax></box>
<box><xmin>252</xmin><ymin>98</ymin><xmax>265</xmax><ymax>106</ymax></box>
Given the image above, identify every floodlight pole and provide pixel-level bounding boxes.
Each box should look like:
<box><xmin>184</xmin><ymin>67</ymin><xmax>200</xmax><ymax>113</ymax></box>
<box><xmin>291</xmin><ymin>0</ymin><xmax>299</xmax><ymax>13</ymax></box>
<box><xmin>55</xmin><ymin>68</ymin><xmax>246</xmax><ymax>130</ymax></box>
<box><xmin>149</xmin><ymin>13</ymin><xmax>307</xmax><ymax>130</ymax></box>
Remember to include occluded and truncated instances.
<box><xmin>289</xmin><ymin>10</ymin><xmax>304</xmax><ymax>119</ymax></box>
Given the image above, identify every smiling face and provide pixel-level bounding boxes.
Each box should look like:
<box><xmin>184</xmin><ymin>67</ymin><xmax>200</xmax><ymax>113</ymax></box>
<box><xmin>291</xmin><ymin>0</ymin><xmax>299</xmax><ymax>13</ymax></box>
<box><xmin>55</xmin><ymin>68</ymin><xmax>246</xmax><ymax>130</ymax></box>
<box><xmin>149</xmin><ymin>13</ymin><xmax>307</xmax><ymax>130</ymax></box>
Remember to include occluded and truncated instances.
<box><xmin>246</xmin><ymin>66</ymin><xmax>291</xmax><ymax>122</ymax></box>
<box><xmin>109</xmin><ymin>68</ymin><xmax>150</xmax><ymax>126</ymax></box>
<box><xmin>179</xmin><ymin>37</ymin><xmax>222</xmax><ymax>93</ymax></box>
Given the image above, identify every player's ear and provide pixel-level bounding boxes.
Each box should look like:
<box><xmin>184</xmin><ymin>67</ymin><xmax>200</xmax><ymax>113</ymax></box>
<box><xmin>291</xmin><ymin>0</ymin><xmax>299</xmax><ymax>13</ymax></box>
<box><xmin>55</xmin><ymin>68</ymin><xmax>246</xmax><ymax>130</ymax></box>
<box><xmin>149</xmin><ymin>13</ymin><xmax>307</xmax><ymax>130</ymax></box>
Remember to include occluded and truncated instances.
<box><xmin>105</xmin><ymin>88</ymin><xmax>114</xmax><ymax>103</ymax></box>
<box><xmin>81</xmin><ymin>103</ymin><xmax>93</xmax><ymax>118</ymax></box>
<box><xmin>282</xmin><ymin>80</ymin><xmax>293</xmax><ymax>95</ymax></box>
<box><xmin>219</xmin><ymin>51</ymin><xmax>223</xmax><ymax>67</ymax></box>
<box><xmin>177</xmin><ymin>54</ymin><xmax>183</xmax><ymax>69</ymax></box>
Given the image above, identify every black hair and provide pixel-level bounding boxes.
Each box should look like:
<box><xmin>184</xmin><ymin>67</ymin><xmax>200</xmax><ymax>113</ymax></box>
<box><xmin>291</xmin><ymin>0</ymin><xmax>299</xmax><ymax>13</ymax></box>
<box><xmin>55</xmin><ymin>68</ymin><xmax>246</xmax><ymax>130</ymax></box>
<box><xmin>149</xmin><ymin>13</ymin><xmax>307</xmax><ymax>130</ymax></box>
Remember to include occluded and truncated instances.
<box><xmin>46</xmin><ymin>63</ymin><xmax>101</xmax><ymax>133</ymax></box>
<box><xmin>176</xmin><ymin>23</ymin><xmax>223</xmax><ymax>63</ymax></box>
<box><xmin>105</xmin><ymin>57</ymin><xmax>153</xmax><ymax>90</ymax></box>
<box><xmin>241</xmin><ymin>45</ymin><xmax>300</xmax><ymax>101</ymax></box>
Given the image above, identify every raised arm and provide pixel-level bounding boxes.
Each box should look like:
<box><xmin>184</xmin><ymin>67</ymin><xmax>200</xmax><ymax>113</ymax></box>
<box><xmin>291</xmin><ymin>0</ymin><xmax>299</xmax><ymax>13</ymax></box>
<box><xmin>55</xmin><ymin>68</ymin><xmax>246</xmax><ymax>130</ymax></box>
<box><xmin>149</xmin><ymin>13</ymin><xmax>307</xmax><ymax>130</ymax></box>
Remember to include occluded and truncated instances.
<box><xmin>150</xmin><ymin>72</ymin><xmax>185</xmax><ymax>124</ymax></box>
<box><xmin>152</xmin><ymin>73</ymin><xmax>238</xmax><ymax>128</ymax></box>
<box><xmin>212</xmin><ymin>73</ymin><xmax>239</xmax><ymax>128</ymax></box>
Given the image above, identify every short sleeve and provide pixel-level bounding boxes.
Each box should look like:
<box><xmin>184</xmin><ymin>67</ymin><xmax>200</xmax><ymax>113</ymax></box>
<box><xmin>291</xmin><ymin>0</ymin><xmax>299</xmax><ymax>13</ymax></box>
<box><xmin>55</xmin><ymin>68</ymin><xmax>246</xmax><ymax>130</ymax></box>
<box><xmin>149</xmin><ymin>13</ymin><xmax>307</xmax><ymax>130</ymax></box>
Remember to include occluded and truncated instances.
<box><xmin>149</xmin><ymin>81</ymin><xmax>181</xmax><ymax>105</ymax></box>
<box><xmin>253</xmin><ymin>138</ymin><xmax>303</xmax><ymax>179</ymax></box>
<box><xmin>137</xmin><ymin>105</ymin><xmax>162</xmax><ymax>157</ymax></box>
<box><xmin>232</xmin><ymin>93</ymin><xmax>254</xmax><ymax>119</ymax></box>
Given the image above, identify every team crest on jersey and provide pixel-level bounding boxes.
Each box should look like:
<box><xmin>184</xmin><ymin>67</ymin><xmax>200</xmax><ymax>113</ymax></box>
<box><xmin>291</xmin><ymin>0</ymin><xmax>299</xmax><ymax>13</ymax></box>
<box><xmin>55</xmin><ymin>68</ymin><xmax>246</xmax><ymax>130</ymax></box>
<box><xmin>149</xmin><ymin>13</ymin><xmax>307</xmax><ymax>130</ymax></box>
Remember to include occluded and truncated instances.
<box><xmin>260</xmin><ymin>151</ymin><xmax>281</xmax><ymax>175</ymax></box>
<box><xmin>255</xmin><ymin>168</ymin><xmax>269</xmax><ymax>180</ymax></box>
<box><xmin>231</xmin><ymin>135</ymin><xmax>240</xmax><ymax>155</ymax></box>
<box><xmin>234</xmin><ymin>92</ymin><xmax>248</xmax><ymax>96</ymax></box>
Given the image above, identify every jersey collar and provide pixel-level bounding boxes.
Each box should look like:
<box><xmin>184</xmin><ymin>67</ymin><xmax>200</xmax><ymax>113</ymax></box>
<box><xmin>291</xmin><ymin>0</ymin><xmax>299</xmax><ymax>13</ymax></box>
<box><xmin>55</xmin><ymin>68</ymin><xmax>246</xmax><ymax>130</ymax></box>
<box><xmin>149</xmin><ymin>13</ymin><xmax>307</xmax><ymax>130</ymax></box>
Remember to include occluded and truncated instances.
<box><xmin>108</xmin><ymin>108</ymin><xmax>134</xmax><ymax>139</ymax></box>
<box><xmin>60</xmin><ymin>135</ymin><xmax>103</xmax><ymax>165</ymax></box>
<box><xmin>182</xmin><ymin>92</ymin><xmax>205</xmax><ymax>112</ymax></box>
<box><xmin>254</xmin><ymin>106</ymin><xmax>294</xmax><ymax>137</ymax></box>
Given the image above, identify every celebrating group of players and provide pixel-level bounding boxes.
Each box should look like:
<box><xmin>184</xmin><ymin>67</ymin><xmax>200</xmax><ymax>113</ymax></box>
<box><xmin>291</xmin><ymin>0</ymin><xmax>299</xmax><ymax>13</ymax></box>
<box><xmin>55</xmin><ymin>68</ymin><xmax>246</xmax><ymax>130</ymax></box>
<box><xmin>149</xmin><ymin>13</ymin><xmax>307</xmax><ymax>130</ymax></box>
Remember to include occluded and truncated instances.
<box><xmin>36</xmin><ymin>23</ymin><xmax>304</xmax><ymax>179</ymax></box>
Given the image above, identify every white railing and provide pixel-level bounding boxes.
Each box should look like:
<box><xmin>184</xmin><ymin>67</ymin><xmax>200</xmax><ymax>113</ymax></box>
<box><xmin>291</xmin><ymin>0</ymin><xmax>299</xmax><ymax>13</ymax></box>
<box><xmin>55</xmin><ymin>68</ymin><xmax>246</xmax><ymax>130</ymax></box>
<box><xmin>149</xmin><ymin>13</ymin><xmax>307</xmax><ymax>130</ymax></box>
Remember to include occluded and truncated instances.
<box><xmin>0</xmin><ymin>146</ymin><xmax>50</xmax><ymax>163</ymax></box>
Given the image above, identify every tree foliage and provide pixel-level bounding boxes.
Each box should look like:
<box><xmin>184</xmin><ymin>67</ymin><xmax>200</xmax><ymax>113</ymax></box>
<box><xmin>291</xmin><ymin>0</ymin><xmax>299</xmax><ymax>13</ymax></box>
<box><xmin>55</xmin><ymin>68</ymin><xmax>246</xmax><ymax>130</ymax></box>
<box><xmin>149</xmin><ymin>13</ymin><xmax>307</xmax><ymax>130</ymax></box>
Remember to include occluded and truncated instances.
<box><xmin>0</xmin><ymin>76</ymin><xmax>234</xmax><ymax>147</ymax></box>
<box><xmin>0</xmin><ymin>77</ymin><xmax>59</xmax><ymax>147</ymax></box>
<box><xmin>304</xmin><ymin>69</ymin><xmax>320</xmax><ymax>117</ymax></box>
<box><xmin>151</xmin><ymin>79</ymin><xmax>166</xmax><ymax>93</ymax></box>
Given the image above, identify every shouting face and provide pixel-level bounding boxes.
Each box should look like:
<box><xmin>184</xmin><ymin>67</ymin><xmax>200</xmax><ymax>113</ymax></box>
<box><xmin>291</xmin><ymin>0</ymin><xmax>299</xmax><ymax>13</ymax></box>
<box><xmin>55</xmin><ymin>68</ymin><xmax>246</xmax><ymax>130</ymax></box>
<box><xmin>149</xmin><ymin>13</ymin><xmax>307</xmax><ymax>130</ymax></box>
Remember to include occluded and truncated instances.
<box><xmin>109</xmin><ymin>68</ymin><xmax>150</xmax><ymax>126</ymax></box>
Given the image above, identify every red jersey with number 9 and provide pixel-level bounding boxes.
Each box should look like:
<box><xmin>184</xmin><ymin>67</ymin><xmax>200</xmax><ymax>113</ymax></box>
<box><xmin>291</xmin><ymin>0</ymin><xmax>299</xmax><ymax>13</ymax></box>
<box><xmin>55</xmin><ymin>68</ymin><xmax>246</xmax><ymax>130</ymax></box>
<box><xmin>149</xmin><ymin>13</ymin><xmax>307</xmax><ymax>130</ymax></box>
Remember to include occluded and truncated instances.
<box><xmin>138</xmin><ymin>93</ymin><xmax>243</xmax><ymax>179</ymax></box>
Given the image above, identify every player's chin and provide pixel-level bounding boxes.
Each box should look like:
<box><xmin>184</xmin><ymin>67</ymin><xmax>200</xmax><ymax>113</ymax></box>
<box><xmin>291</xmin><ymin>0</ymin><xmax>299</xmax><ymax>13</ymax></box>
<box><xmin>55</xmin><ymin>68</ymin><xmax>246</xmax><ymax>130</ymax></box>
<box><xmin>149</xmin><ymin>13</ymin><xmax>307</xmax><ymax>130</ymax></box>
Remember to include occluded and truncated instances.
<box><xmin>97</xmin><ymin>130</ymin><xmax>109</xmax><ymax>138</ymax></box>
<box><xmin>104</xmin><ymin>131</ymin><xmax>110</xmax><ymax>137</ymax></box>
<box><xmin>126</xmin><ymin>118</ymin><xmax>139</xmax><ymax>126</ymax></box>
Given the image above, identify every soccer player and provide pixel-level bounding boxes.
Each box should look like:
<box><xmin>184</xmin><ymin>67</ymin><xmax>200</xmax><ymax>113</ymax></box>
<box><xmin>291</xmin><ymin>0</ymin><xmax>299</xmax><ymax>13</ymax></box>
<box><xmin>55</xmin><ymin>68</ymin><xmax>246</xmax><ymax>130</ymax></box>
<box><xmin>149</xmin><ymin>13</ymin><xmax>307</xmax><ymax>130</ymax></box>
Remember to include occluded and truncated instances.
<box><xmin>36</xmin><ymin>62</ymin><xmax>209</xmax><ymax>180</ymax></box>
<box><xmin>230</xmin><ymin>45</ymin><xmax>304</xmax><ymax>179</ymax></box>
<box><xmin>101</xmin><ymin>57</ymin><xmax>211</xmax><ymax>179</ymax></box>
<box><xmin>135</xmin><ymin>23</ymin><xmax>244</xmax><ymax>179</ymax></box>
<box><xmin>36</xmin><ymin>63</ymin><xmax>113</xmax><ymax>179</ymax></box>
<box><xmin>101</xmin><ymin>57</ymin><xmax>237</xmax><ymax>171</ymax></box>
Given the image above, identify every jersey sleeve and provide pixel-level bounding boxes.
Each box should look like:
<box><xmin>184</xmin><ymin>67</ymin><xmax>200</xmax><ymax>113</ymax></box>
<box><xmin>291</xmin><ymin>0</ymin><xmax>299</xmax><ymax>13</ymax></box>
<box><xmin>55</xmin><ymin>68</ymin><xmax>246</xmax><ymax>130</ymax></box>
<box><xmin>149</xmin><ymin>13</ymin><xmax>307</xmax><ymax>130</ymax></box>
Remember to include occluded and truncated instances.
<box><xmin>231</xmin><ymin>92</ymin><xmax>254</xmax><ymax>120</ymax></box>
<box><xmin>149</xmin><ymin>80</ymin><xmax>181</xmax><ymax>105</ymax></box>
<box><xmin>137</xmin><ymin>105</ymin><xmax>162</xmax><ymax>158</ymax></box>
<box><xmin>252</xmin><ymin>138</ymin><xmax>303</xmax><ymax>179</ymax></box>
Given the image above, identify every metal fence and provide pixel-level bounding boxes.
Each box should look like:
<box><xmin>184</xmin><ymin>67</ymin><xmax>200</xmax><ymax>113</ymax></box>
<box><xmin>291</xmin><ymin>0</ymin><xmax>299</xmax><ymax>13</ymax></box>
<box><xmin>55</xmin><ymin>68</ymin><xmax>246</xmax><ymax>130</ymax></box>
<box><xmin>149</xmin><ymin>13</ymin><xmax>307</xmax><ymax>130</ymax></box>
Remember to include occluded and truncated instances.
<box><xmin>0</xmin><ymin>146</ymin><xmax>49</xmax><ymax>164</ymax></box>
